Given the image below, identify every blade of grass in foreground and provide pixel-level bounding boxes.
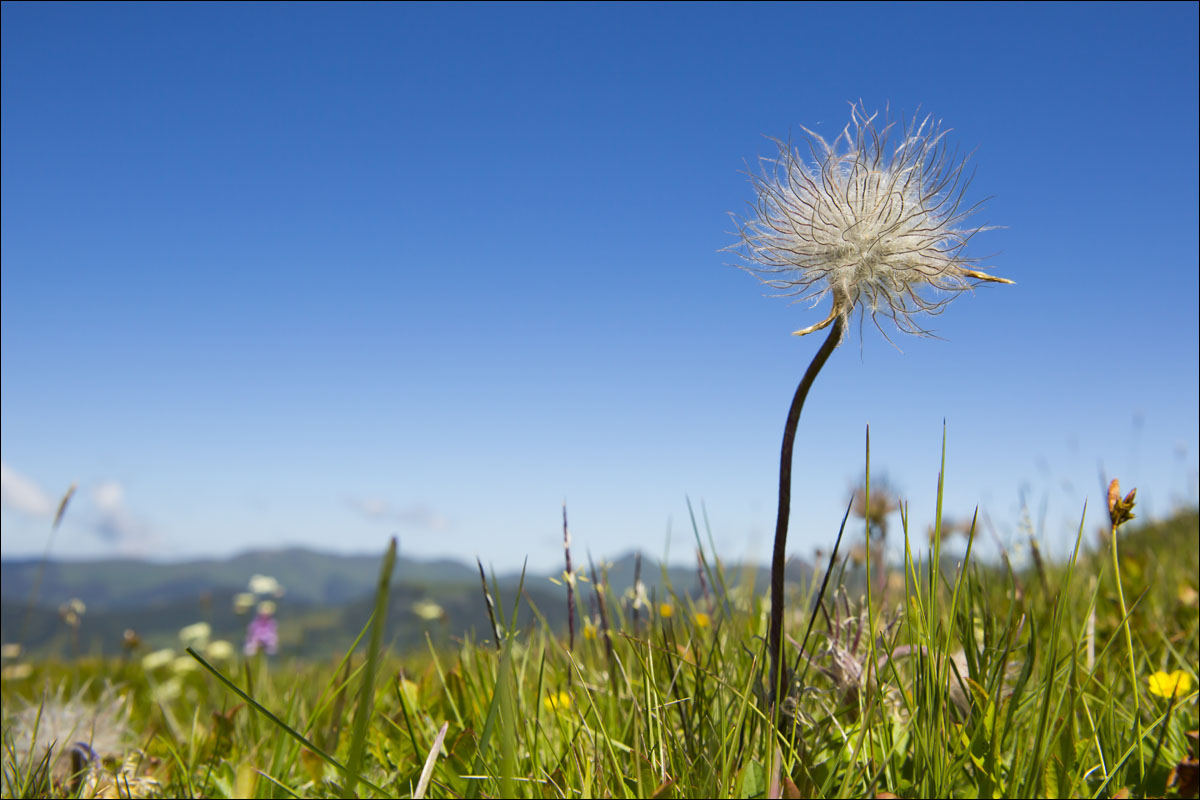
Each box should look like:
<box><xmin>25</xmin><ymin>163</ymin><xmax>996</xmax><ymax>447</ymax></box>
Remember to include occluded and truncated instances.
<box><xmin>466</xmin><ymin>560</ymin><xmax>529</xmax><ymax>799</ymax></box>
<box><xmin>414</xmin><ymin>722</ymin><xmax>449</xmax><ymax>800</ymax></box>
<box><xmin>185</xmin><ymin>647</ymin><xmax>388</xmax><ymax>797</ymax></box>
<box><xmin>345</xmin><ymin>536</ymin><xmax>398</xmax><ymax>798</ymax></box>
<box><xmin>302</xmin><ymin>609</ymin><xmax>376</xmax><ymax>739</ymax></box>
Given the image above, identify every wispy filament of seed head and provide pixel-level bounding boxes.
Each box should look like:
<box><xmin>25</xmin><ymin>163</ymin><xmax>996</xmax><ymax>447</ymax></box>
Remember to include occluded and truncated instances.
<box><xmin>733</xmin><ymin>103</ymin><xmax>1010</xmax><ymax>342</ymax></box>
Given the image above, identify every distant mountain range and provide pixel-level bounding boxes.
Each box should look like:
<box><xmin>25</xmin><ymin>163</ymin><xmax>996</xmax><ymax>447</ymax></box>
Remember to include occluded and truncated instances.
<box><xmin>1</xmin><ymin>548</ymin><xmax>814</xmax><ymax>659</ymax></box>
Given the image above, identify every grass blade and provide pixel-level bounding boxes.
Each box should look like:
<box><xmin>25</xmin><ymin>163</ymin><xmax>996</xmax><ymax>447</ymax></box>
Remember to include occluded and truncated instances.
<box><xmin>185</xmin><ymin>647</ymin><xmax>388</xmax><ymax>797</ymax></box>
<box><xmin>413</xmin><ymin>722</ymin><xmax>449</xmax><ymax>800</ymax></box>
<box><xmin>345</xmin><ymin>536</ymin><xmax>398</xmax><ymax>798</ymax></box>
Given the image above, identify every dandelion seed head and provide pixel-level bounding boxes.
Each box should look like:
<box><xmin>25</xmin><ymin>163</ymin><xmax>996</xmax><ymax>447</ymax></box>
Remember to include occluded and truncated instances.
<box><xmin>5</xmin><ymin>686</ymin><xmax>132</xmax><ymax>794</ymax></box>
<box><xmin>731</xmin><ymin>102</ymin><xmax>1009</xmax><ymax>342</ymax></box>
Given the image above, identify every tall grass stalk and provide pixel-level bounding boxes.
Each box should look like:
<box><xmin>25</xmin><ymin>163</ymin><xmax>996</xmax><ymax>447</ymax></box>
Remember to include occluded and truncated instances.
<box><xmin>345</xmin><ymin>537</ymin><xmax>397</xmax><ymax>798</ymax></box>
<box><xmin>1107</xmin><ymin>483</ymin><xmax>1147</xmax><ymax>781</ymax></box>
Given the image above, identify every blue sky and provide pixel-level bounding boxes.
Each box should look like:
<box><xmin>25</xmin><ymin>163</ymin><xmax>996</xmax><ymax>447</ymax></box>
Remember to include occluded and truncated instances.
<box><xmin>2</xmin><ymin>2</ymin><xmax>1197</xmax><ymax>572</ymax></box>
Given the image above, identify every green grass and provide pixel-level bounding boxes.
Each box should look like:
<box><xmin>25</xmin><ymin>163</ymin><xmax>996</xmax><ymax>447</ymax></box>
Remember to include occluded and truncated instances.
<box><xmin>3</xmin><ymin>488</ymin><xmax>1197</xmax><ymax>798</ymax></box>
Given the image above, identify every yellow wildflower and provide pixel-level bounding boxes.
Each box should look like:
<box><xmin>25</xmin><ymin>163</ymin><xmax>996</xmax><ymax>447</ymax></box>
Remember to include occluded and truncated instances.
<box><xmin>659</xmin><ymin>603</ymin><xmax>674</xmax><ymax>619</ymax></box>
<box><xmin>543</xmin><ymin>690</ymin><xmax>572</xmax><ymax>712</ymax></box>
<box><xmin>583</xmin><ymin>621</ymin><xmax>597</xmax><ymax>641</ymax></box>
<box><xmin>1148</xmin><ymin>670</ymin><xmax>1193</xmax><ymax>699</ymax></box>
<box><xmin>694</xmin><ymin>612</ymin><xmax>711</xmax><ymax>629</ymax></box>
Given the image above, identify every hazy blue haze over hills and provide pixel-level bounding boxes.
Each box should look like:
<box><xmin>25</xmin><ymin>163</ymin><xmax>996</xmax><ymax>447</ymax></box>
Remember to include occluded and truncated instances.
<box><xmin>0</xmin><ymin>547</ymin><xmax>810</xmax><ymax>610</ymax></box>
<box><xmin>0</xmin><ymin>546</ymin><xmax>817</xmax><ymax>658</ymax></box>
<box><xmin>6</xmin><ymin>511</ymin><xmax>1196</xmax><ymax>659</ymax></box>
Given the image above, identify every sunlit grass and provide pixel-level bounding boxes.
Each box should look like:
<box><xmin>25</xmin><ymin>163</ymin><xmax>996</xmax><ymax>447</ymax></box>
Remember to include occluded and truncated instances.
<box><xmin>2</xmin><ymin>473</ymin><xmax>1197</xmax><ymax>798</ymax></box>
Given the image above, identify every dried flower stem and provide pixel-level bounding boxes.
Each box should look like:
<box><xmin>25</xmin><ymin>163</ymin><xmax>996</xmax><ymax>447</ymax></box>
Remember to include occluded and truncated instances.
<box><xmin>768</xmin><ymin>314</ymin><xmax>845</xmax><ymax>704</ymax></box>
<box><xmin>562</xmin><ymin>502</ymin><xmax>575</xmax><ymax>652</ymax></box>
<box><xmin>1108</xmin><ymin>507</ymin><xmax>1145</xmax><ymax>779</ymax></box>
<box><xmin>476</xmin><ymin>557</ymin><xmax>502</xmax><ymax>651</ymax></box>
<box><xmin>588</xmin><ymin>556</ymin><xmax>616</xmax><ymax>680</ymax></box>
<box><xmin>631</xmin><ymin>552</ymin><xmax>643</xmax><ymax>632</ymax></box>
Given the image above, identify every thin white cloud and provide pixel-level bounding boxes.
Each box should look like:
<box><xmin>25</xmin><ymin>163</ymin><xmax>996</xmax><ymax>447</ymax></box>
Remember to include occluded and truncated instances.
<box><xmin>346</xmin><ymin>497</ymin><xmax>450</xmax><ymax>531</ymax></box>
<box><xmin>89</xmin><ymin>480</ymin><xmax>157</xmax><ymax>553</ymax></box>
<box><xmin>0</xmin><ymin>461</ymin><xmax>55</xmax><ymax>517</ymax></box>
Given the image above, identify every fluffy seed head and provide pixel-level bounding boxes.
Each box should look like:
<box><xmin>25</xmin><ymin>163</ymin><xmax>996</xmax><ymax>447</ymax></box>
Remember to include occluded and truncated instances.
<box><xmin>732</xmin><ymin>103</ymin><xmax>1010</xmax><ymax>341</ymax></box>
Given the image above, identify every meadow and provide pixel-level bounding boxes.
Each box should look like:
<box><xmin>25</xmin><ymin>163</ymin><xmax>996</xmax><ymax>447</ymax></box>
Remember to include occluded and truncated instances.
<box><xmin>2</xmin><ymin>463</ymin><xmax>1197</xmax><ymax>800</ymax></box>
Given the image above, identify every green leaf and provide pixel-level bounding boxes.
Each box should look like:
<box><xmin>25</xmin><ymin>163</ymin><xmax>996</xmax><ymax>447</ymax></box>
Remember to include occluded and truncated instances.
<box><xmin>737</xmin><ymin>761</ymin><xmax>766</xmax><ymax>799</ymax></box>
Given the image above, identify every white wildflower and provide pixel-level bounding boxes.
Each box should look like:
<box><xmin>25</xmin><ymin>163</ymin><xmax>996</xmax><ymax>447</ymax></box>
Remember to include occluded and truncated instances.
<box><xmin>178</xmin><ymin>621</ymin><xmax>211</xmax><ymax>650</ymax></box>
<box><xmin>412</xmin><ymin>600</ymin><xmax>445</xmax><ymax>621</ymax></box>
<box><xmin>171</xmin><ymin>655</ymin><xmax>199</xmax><ymax>674</ymax></box>
<box><xmin>248</xmin><ymin>574</ymin><xmax>283</xmax><ymax>597</ymax></box>
<box><xmin>141</xmin><ymin>648</ymin><xmax>174</xmax><ymax>672</ymax></box>
<box><xmin>152</xmin><ymin>677</ymin><xmax>182</xmax><ymax>703</ymax></box>
<box><xmin>206</xmin><ymin>640</ymin><xmax>235</xmax><ymax>661</ymax></box>
<box><xmin>626</xmin><ymin>580</ymin><xmax>650</xmax><ymax>612</ymax></box>
<box><xmin>2</xmin><ymin>663</ymin><xmax>33</xmax><ymax>680</ymax></box>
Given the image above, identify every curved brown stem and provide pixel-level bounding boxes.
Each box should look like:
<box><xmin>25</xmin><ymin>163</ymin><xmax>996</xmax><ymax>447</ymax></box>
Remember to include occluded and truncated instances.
<box><xmin>768</xmin><ymin>315</ymin><xmax>844</xmax><ymax>705</ymax></box>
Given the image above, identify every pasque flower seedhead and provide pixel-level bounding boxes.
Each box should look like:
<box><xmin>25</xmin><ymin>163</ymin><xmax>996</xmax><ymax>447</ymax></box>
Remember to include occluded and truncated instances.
<box><xmin>733</xmin><ymin>103</ymin><xmax>1011</xmax><ymax>341</ymax></box>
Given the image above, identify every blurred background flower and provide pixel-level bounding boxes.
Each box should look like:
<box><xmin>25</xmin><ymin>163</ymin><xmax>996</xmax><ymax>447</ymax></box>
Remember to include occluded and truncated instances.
<box><xmin>233</xmin><ymin>592</ymin><xmax>257</xmax><ymax>615</ymax></box>
<box><xmin>244</xmin><ymin>609</ymin><xmax>278</xmax><ymax>656</ymax></box>
<box><xmin>141</xmin><ymin>648</ymin><xmax>174</xmax><ymax>672</ymax></box>
<box><xmin>248</xmin><ymin>574</ymin><xmax>284</xmax><ymax>597</ymax></box>
<box><xmin>178</xmin><ymin>621</ymin><xmax>211</xmax><ymax>651</ymax></box>
<box><xmin>206</xmin><ymin>639</ymin><xmax>235</xmax><ymax>661</ymax></box>
<box><xmin>412</xmin><ymin>599</ymin><xmax>446</xmax><ymax>622</ymax></box>
<box><xmin>543</xmin><ymin>690</ymin><xmax>572</xmax><ymax>712</ymax></box>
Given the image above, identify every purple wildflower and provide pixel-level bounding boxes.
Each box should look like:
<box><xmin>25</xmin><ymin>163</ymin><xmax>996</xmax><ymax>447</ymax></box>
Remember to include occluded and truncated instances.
<box><xmin>243</xmin><ymin>612</ymin><xmax>278</xmax><ymax>656</ymax></box>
